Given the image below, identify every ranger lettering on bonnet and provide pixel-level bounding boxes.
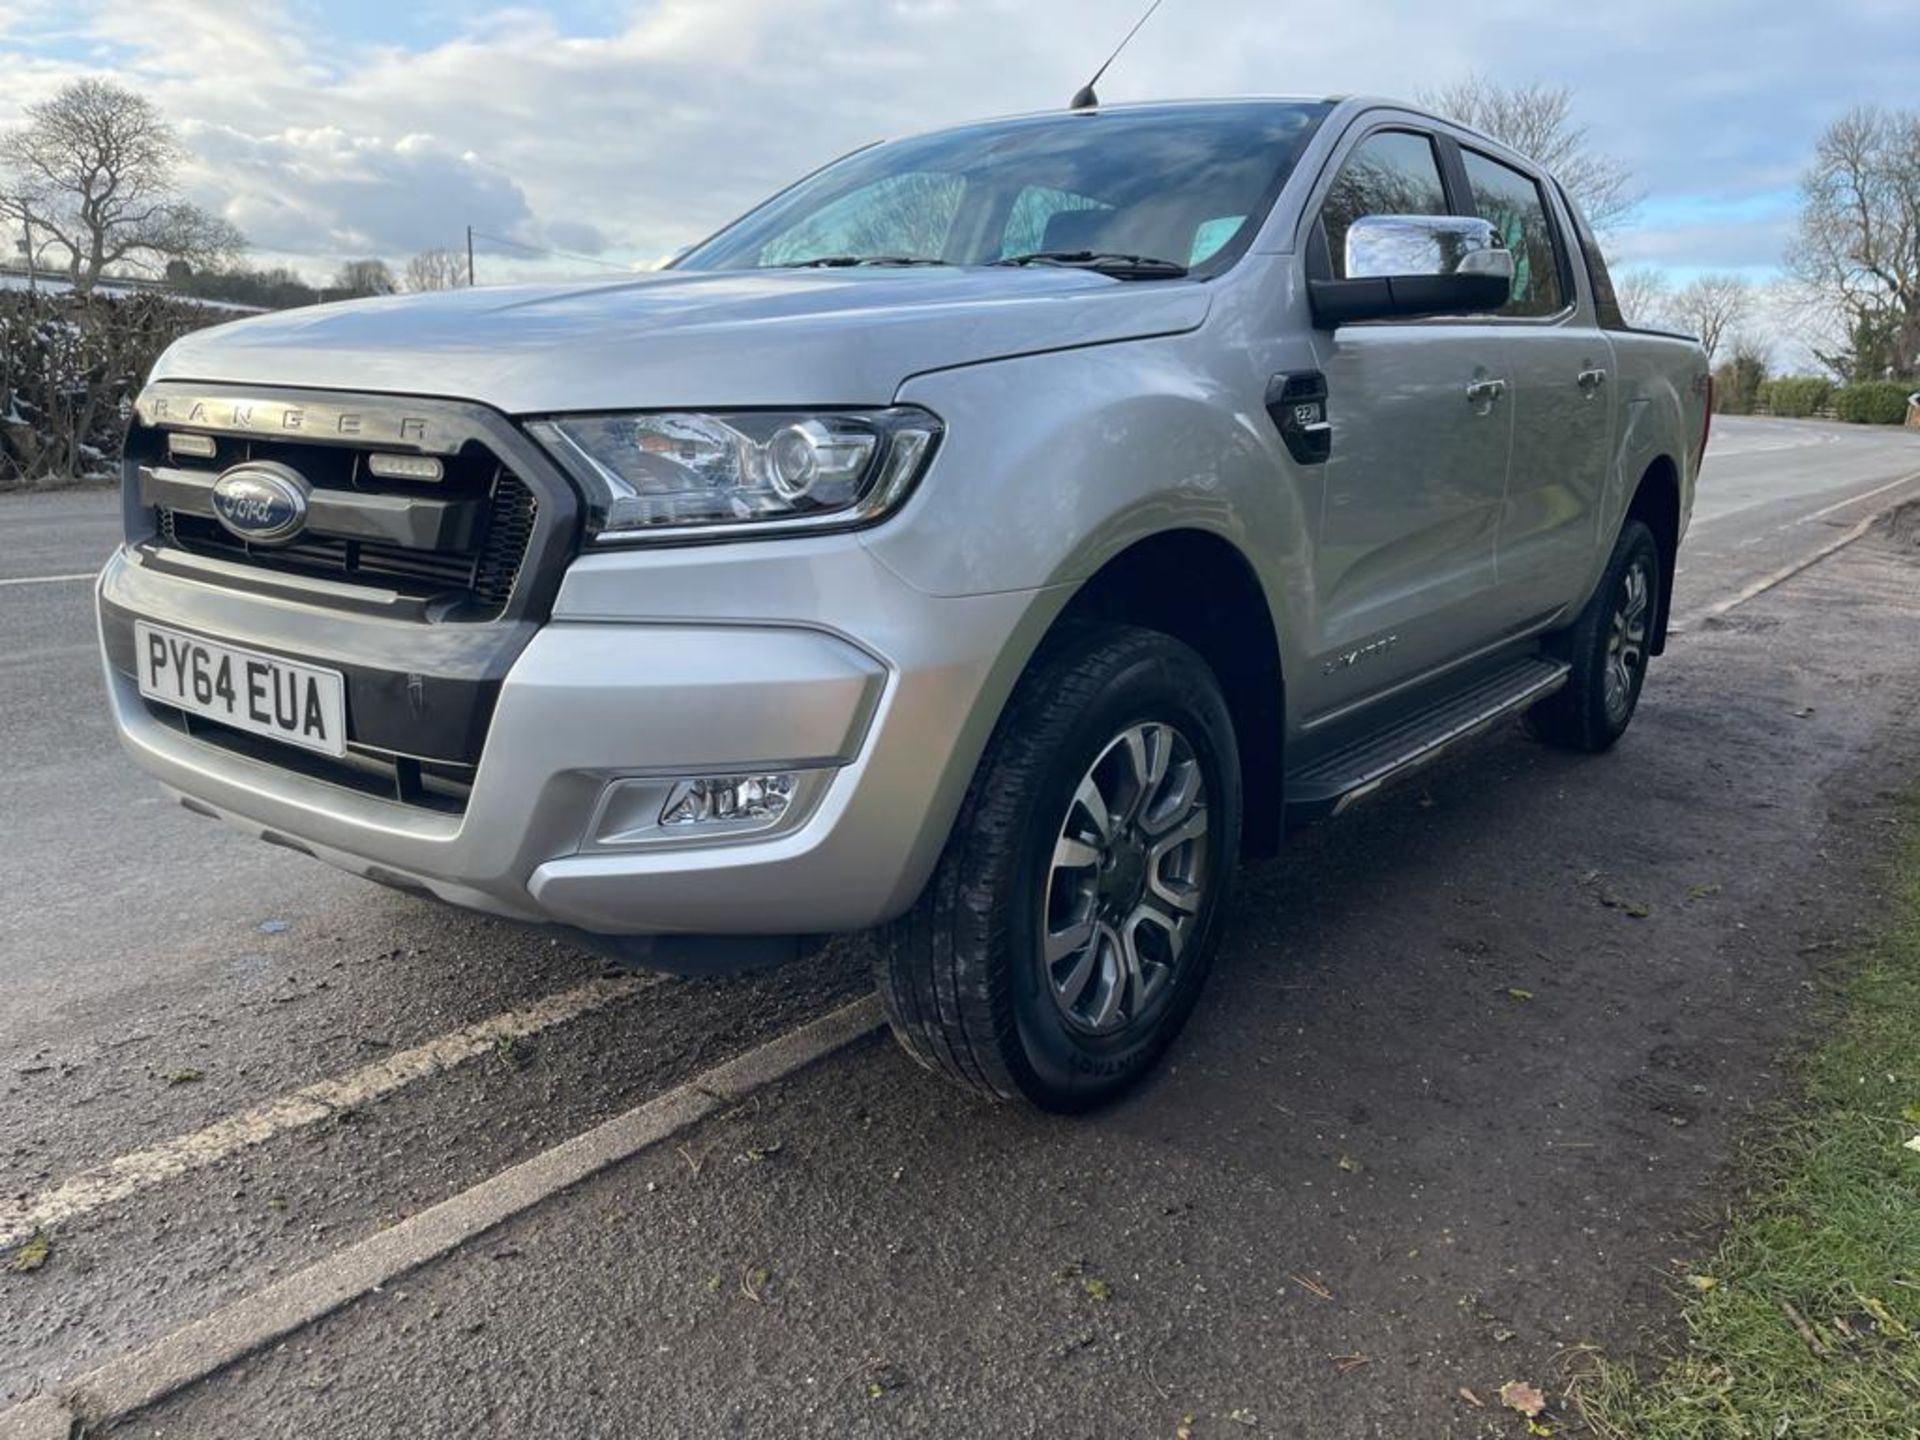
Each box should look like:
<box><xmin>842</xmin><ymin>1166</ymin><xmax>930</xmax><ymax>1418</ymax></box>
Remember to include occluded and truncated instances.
<box><xmin>97</xmin><ymin>96</ymin><xmax>1708</xmax><ymax>1110</ymax></box>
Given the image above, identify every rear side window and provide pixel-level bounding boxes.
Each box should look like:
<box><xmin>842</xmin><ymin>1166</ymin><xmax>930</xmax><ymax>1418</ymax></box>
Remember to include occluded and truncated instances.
<box><xmin>1558</xmin><ymin>184</ymin><xmax>1627</xmax><ymax>329</ymax></box>
<box><xmin>1319</xmin><ymin>130</ymin><xmax>1449</xmax><ymax>279</ymax></box>
<box><xmin>1460</xmin><ymin>149</ymin><xmax>1567</xmax><ymax>317</ymax></box>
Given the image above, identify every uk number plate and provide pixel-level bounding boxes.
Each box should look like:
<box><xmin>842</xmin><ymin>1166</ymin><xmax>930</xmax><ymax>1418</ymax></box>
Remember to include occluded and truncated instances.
<box><xmin>135</xmin><ymin>621</ymin><xmax>347</xmax><ymax>757</ymax></box>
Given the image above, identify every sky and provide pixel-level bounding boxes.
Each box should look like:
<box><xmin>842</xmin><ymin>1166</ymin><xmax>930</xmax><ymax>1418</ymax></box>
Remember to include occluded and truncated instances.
<box><xmin>1</xmin><ymin>0</ymin><xmax>1915</xmax><ymax>363</ymax></box>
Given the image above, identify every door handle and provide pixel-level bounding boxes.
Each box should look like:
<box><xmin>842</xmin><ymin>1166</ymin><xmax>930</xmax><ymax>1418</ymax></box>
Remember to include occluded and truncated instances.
<box><xmin>1577</xmin><ymin>367</ymin><xmax>1608</xmax><ymax>392</ymax></box>
<box><xmin>1464</xmin><ymin>378</ymin><xmax>1507</xmax><ymax>405</ymax></box>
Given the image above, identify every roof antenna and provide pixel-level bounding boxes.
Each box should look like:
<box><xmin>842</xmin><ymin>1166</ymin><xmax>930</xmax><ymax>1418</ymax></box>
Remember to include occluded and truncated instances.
<box><xmin>1069</xmin><ymin>0</ymin><xmax>1166</xmax><ymax>111</ymax></box>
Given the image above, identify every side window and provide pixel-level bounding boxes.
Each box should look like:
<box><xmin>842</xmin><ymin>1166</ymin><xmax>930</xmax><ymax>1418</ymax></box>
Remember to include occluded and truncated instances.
<box><xmin>1319</xmin><ymin>130</ymin><xmax>1449</xmax><ymax>278</ymax></box>
<box><xmin>1559</xmin><ymin>184</ymin><xmax>1626</xmax><ymax>329</ymax></box>
<box><xmin>756</xmin><ymin>172</ymin><xmax>963</xmax><ymax>265</ymax></box>
<box><xmin>1460</xmin><ymin>150</ymin><xmax>1568</xmax><ymax>317</ymax></box>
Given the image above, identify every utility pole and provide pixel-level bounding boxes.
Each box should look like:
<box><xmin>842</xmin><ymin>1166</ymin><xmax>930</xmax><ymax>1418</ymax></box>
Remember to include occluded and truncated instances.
<box><xmin>19</xmin><ymin>204</ymin><xmax>36</xmax><ymax>295</ymax></box>
<box><xmin>466</xmin><ymin>225</ymin><xmax>475</xmax><ymax>287</ymax></box>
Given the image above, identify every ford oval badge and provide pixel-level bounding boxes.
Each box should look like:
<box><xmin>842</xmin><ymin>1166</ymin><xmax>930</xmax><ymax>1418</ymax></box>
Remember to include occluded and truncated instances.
<box><xmin>209</xmin><ymin>462</ymin><xmax>310</xmax><ymax>545</ymax></box>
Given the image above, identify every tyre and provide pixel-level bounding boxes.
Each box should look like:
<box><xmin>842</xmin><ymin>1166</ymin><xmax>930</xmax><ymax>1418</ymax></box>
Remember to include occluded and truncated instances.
<box><xmin>1526</xmin><ymin>519</ymin><xmax>1661</xmax><ymax>752</ymax></box>
<box><xmin>878</xmin><ymin>623</ymin><xmax>1242</xmax><ymax>1111</ymax></box>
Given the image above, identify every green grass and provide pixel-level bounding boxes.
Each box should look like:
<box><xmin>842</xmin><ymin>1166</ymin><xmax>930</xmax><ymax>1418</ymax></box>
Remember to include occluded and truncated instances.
<box><xmin>1579</xmin><ymin>808</ymin><xmax>1920</xmax><ymax>1439</ymax></box>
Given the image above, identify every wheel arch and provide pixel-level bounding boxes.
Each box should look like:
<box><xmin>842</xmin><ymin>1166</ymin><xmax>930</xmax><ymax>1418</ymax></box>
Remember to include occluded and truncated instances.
<box><xmin>1049</xmin><ymin>528</ymin><xmax>1286</xmax><ymax>857</ymax></box>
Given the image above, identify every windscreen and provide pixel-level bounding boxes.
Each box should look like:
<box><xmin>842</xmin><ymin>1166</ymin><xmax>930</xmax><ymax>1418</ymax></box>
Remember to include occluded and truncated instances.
<box><xmin>674</xmin><ymin>102</ymin><xmax>1333</xmax><ymax>277</ymax></box>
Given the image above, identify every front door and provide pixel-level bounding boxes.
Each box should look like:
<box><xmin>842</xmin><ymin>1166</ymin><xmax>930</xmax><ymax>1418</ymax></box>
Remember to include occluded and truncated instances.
<box><xmin>1302</xmin><ymin>126</ymin><xmax>1516</xmax><ymax>720</ymax></box>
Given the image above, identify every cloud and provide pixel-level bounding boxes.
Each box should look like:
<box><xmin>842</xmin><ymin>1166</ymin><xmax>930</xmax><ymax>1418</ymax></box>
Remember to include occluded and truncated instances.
<box><xmin>181</xmin><ymin>124</ymin><xmax>532</xmax><ymax>257</ymax></box>
<box><xmin>1</xmin><ymin>0</ymin><xmax>1916</xmax><ymax>289</ymax></box>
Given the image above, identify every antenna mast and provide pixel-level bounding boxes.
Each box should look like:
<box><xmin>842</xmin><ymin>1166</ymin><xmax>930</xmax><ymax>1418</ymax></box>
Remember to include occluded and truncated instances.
<box><xmin>1069</xmin><ymin>0</ymin><xmax>1167</xmax><ymax>111</ymax></box>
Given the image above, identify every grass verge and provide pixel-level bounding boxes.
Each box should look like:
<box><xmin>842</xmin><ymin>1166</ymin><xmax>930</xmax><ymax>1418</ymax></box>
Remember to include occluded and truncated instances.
<box><xmin>1578</xmin><ymin>803</ymin><xmax>1920</xmax><ymax>1438</ymax></box>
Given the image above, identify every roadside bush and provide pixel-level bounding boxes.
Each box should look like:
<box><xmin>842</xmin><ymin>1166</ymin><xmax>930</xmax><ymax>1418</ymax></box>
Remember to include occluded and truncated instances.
<box><xmin>1713</xmin><ymin>354</ymin><xmax>1767</xmax><ymax>416</ymax></box>
<box><xmin>1832</xmin><ymin>380</ymin><xmax>1913</xmax><ymax>425</ymax></box>
<box><xmin>1762</xmin><ymin>375</ymin><xmax>1834</xmax><ymax>418</ymax></box>
<box><xmin>0</xmin><ymin>290</ymin><xmax>230</xmax><ymax>488</ymax></box>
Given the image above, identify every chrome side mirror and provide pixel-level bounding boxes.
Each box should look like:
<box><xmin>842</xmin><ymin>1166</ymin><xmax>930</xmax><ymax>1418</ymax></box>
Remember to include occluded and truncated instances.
<box><xmin>1312</xmin><ymin>214</ymin><xmax>1514</xmax><ymax>327</ymax></box>
<box><xmin>1345</xmin><ymin>214</ymin><xmax>1514</xmax><ymax>285</ymax></box>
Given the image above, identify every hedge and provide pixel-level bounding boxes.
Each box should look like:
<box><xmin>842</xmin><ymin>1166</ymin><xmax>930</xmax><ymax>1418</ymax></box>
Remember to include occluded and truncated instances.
<box><xmin>1762</xmin><ymin>376</ymin><xmax>1834</xmax><ymax>419</ymax></box>
<box><xmin>1</xmin><ymin>289</ymin><xmax>234</xmax><ymax>487</ymax></box>
<box><xmin>1833</xmin><ymin>380</ymin><xmax>1914</xmax><ymax>425</ymax></box>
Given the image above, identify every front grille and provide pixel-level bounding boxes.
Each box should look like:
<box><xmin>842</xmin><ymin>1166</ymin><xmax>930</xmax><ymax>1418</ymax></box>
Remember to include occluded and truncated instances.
<box><xmin>117</xmin><ymin>384</ymin><xmax>582</xmax><ymax>812</ymax></box>
<box><xmin>154</xmin><ymin>469</ymin><xmax>536</xmax><ymax>614</ymax></box>
<box><xmin>146</xmin><ymin>437</ymin><xmax>539</xmax><ymax>620</ymax></box>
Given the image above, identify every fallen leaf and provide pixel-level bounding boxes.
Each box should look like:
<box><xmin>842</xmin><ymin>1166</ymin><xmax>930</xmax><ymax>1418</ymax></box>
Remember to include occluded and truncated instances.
<box><xmin>1083</xmin><ymin>1277</ymin><xmax>1113</xmax><ymax>1303</ymax></box>
<box><xmin>163</xmin><ymin>1068</ymin><xmax>204</xmax><ymax>1086</ymax></box>
<box><xmin>739</xmin><ymin>1265</ymin><xmax>770</xmax><ymax>1303</ymax></box>
<box><xmin>1175</xmin><ymin>1417</ymin><xmax>1195</xmax><ymax>1440</ymax></box>
<box><xmin>1687</xmin><ymin>1274</ymin><xmax>1720</xmax><ymax>1292</ymax></box>
<box><xmin>1903</xmin><ymin>1135</ymin><xmax>1920</xmax><ymax>1155</ymax></box>
<box><xmin>1458</xmin><ymin>1387</ymin><xmax>1485</xmax><ymax>1409</ymax></box>
<box><xmin>1506</xmin><ymin>988</ymin><xmax>1534</xmax><ymax>1002</ymax></box>
<box><xmin>1226</xmin><ymin>1409</ymin><xmax>1257</xmax><ymax>1426</ymax></box>
<box><xmin>1499</xmin><ymin>1380</ymin><xmax>1548</xmax><ymax>1419</ymax></box>
<box><xmin>4</xmin><ymin>1231</ymin><xmax>51</xmax><ymax>1274</ymax></box>
<box><xmin>1336</xmin><ymin>1154</ymin><xmax>1359</xmax><ymax>1172</ymax></box>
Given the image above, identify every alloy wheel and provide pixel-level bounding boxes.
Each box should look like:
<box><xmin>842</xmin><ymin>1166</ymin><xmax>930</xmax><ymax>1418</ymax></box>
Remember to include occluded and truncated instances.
<box><xmin>1604</xmin><ymin>557</ymin><xmax>1651</xmax><ymax>725</ymax></box>
<box><xmin>1041</xmin><ymin>722</ymin><xmax>1209</xmax><ymax>1037</ymax></box>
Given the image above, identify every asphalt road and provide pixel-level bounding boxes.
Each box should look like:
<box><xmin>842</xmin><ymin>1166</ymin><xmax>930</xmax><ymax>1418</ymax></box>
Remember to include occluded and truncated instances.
<box><xmin>2</xmin><ymin>416</ymin><xmax>1919</xmax><ymax>1438</ymax></box>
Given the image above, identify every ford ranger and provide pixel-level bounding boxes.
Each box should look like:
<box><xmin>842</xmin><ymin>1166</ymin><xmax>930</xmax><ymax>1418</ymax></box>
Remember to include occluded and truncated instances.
<box><xmin>97</xmin><ymin>98</ymin><xmax>1711</xmax><ymax>1110</ymax></box>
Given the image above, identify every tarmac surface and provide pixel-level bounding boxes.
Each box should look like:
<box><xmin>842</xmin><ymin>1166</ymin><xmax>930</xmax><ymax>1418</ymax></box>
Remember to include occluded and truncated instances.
<box><xmin>2</xmin><ymin>416</ymin><xmax>1918</xmax><ymax>1437</ymax></box>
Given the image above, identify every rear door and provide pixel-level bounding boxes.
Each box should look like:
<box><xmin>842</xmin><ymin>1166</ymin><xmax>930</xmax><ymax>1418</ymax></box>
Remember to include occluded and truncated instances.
<box><xmin>1301</xmin><ymin>124</ymin><xmax>1516</xmax><ymax>719</ymax></box>
<box><xmin>1453</xmin><ymin>145</ymin><xmax>1617</xmax><ymax>624</ymax></box>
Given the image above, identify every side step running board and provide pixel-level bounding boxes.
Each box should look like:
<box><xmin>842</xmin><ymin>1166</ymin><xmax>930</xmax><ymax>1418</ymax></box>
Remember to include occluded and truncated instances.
<box><xmin>1285</xmin><ymin>655</ymin><xmax>1570</xmax><ymax>818</ymax></box>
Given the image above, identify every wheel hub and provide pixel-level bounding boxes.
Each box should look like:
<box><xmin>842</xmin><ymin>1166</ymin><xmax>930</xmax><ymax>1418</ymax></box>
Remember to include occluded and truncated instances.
<box><xmin>1098</xmin><ymin>836</ymin><xmax>1148</xmax><ymax>914</ymax></box>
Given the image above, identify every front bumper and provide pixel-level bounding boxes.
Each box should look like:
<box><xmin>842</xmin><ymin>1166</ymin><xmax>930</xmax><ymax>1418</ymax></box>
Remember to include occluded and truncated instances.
<box><xmin>98</xmin><ymin>540</ymin><xmax>1057</xmax><ymax>937</ymax></box>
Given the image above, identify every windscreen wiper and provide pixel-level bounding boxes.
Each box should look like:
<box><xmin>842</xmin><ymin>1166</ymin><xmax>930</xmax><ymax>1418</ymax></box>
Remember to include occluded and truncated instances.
<box><xmin>789</xmin><ymin>255</ymin><xmax>950</xmax><ymax>268</ymax></box>
<box><xmin>993</xmin><ymin>250</ymin><xmax>1189</xmax><ymax>279</ymax></box>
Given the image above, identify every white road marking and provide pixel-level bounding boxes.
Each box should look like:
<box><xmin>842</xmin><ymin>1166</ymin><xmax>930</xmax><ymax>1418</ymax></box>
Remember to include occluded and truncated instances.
<box><xmin>0</xmin><ymin>572</ymin><xmax>94</xmax><ymax>587</ymax></box>
<box><xmin>0</xmin><ymin>972</ymin><xmax>663</xmax><ymax>1250</ymax></box>
<box><xmin>1676</xmin><ymin>511</ymin><xmax>1883</xmax><ymax>631</ymax></box>
<box><xmin>2</xmin><ymin>995</ymin><xmax>884</xmax><ymax>1440</ymax></box>
<box><xmin>1799</xmin><ymin>469</ymin><xmax>1920</xmax><ymax>525</ymax></box>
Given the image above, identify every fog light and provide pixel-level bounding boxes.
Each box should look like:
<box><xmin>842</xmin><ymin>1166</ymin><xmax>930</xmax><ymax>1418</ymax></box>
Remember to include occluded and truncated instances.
<box><xmin>167</xmin><ymin>432</ymin><xmax>217</xmax><ymax>459</ymax></box>
<box><xmin>659</xmin><ymin>773</ymin><xmax>795</xmax><ymax>827</ymax></box>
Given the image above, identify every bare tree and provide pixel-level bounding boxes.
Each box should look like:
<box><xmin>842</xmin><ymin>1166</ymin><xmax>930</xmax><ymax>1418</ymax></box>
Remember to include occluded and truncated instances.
<box><xmin>0</xmin><ymin>79</ymin><xmax>243</xmax><ymax>295</ymax></box>
<box><xmin>404</xmin><ymin>248</ymin><xmax>468</xmax><ymax>292</ymax></box>
<box><xmin>1787</xmin><ymin>105</ymin><xmax>1920</xmax><ymax>380</ymax></box>
<box><xmin>1612</xmin><ymin>267</ymin><xmax>1672</xmax><ymax>329</ymax></box>
<box><xmin>1418</xmin><ymin>75</ymin><xmax>1639</xmax><ymax>233</ymax></box>
<box><xmin>1668</xmin><ymin>273</ymin><xmax>1754</xmax><ymax>362</ymax></box>
<box><xmin>333</xmin><ymin>258</ymin><xmax>396</xmax><ymax>297</ymax></box>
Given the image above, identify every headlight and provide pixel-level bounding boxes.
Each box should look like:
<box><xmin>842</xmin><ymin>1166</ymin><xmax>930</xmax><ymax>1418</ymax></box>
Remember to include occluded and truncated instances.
<box><xmin>527</xmin><ymin>407</ymin><xmax>941</xmax><ymax>542</ymax></box>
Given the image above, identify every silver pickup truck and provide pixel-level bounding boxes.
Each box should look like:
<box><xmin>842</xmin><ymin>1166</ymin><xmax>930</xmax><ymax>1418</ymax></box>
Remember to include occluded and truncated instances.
<box><xmin>97</xmin><ymin>97</ymin><xmax>1710</xmax><ymax>1109</ymax></box>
